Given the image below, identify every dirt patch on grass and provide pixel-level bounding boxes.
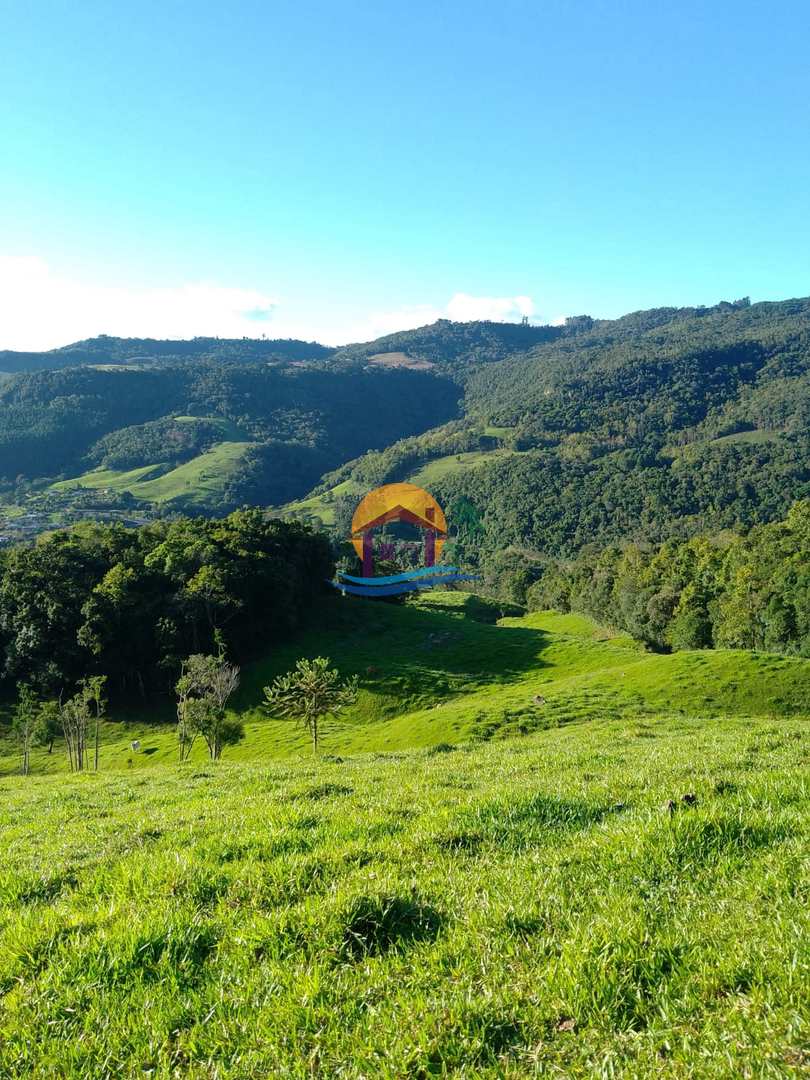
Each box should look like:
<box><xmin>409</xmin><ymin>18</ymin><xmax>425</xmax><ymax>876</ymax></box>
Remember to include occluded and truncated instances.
<box><xmin>368</xmin><ymin>351</ymin><xmax>435</xmax><ymax>370</ymax></box>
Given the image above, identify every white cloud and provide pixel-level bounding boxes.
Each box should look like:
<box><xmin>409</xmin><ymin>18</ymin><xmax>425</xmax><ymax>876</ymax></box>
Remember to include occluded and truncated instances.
<box><xmin>0</xmin><ymin>258</ymin><xmax>544</xmax><ymax>350</ymax></box>
<box><xmin>335</xmin><ymin>303</ymin><xmax>445</xmax><ymax>345</ymax></box>
<box><xmin>0</xmin><ymin>256</ymin><xmax>279</xmax><ymax>351</ymax></box>
<box><xmin>445</xmin><ymin>292</ymin><xmax>535</xmax><ymax>322</ymax></box>
<box><xmin>334</xmin><ymin>292</ymin><xmax>540</xmax><ymax>346</ymax></box>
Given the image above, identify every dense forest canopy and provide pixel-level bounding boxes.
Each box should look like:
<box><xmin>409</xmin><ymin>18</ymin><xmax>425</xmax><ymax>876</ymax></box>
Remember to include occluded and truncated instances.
<box><xmin>526</xmin><ymin>499</ymin><xmax>810</xmax><ymax>657</ymax></box>
<box><xmin>0</xmin><ymin>511</ymin><xmax>332</xmax><ymax>696</ymax></box>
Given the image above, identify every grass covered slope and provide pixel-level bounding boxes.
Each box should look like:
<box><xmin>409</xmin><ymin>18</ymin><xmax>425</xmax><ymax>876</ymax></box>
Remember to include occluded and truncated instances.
<box><xmin>2</xmin><ymin>593</ymin><xmax>809</xmax><ymax>777</ymax></box>
<box><xmin>0</xmin><ymin>716</ymin><xmax>807</xmax><ymax>1076</ymax></box>
<box><xmin>51</xmin><ymin>440</ymin><xmax>253</xmax><ymax>509</ymax></box>
<box><xmin>51</xmin><ymin>416</ymin><xmax>253</xmax><ymax>509</ymax></box>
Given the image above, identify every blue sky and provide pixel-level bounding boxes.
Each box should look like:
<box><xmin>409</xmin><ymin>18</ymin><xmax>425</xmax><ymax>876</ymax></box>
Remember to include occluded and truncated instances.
<box><xmin>1</xmin><ymin>0</ymin><xmax>809</xmax><ymax>348</ymax></box>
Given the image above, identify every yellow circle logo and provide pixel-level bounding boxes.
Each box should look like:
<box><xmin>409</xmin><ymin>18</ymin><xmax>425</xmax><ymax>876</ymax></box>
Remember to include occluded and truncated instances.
<box><xmin>351</xmin><ymin>483</ymin><xmax>447</xmax><ymax>571</ymax></box>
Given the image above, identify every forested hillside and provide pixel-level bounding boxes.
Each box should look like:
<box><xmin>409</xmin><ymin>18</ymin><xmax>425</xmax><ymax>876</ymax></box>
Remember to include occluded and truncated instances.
<box><xmin>528</xmin><ymin>500</ymin><xmax>810</xmax><ymax>655</ymax></box>
<box><xmin>3</xmin><ymin>298</ymin><xmax>810</xmax><ymax>550</ymax></box>
<box><xmin>0</xmin><ymin>363</ymin><xmax>460</xmax><ymax>511</ymax></box>
<box><xmin>0</xmin><ymin>320</ymin><xmax>553</xmax><ymax>522</ymax></box>
<box><xmin>0</xmin><ymin>511</ymin><xmax>332</xmax><ymax>695</ymax></box>
<box><xmin>327</xmin><ymin>317</ymin><xmax>560</xmax><ymax>373</ymax></box>
<box><xmin>289</xmin><ymin>297</ymin><xmax>810</xmax><ymax>578</ymax></box>
<box><xmin>0</xmin><ymin>334</ymin><xmax>333</xmax><ymax>371</ymax></box>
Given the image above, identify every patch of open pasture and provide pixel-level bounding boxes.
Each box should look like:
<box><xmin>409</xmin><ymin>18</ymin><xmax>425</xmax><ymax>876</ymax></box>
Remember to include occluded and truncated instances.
<box><xmin>3</xmin><ymin>593</ymin><xmax>810</xmax><ymax>777</ymax></box>
<box><xmin>0</xmin><ymin>714</ymin><xmax>806</xmax><ymax>1077</ymax></box>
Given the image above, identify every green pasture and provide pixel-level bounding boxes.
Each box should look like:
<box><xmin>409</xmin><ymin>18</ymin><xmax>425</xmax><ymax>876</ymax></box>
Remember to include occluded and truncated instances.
<box><xmin>3</xmin><ymin>593</ymin><xmax>809</xmax><ymax>775</ymax></box>
<box><xmin>0</xmin><ymin>713</ymin><xmax>806</xmax><ymax>1076</ymax></box>
<box><xmin>51</xmin><ymin>438</ymin><xmax>252</xmax><ymax>509</ymax></box>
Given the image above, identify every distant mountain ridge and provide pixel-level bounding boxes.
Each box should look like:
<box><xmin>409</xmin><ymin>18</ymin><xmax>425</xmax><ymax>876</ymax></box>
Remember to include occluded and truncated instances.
<box><xmin>0</xmin><ymin>335</ymin><xmax>334</xmax><ymax>372</ymax></box>
<box><xmin>281</xmin><ymin>296</ymin><xmax>810</xmax><ymax>576</ymax></box>
<box><xmin>0</xmin><ymin>317</ymin><xmax>562</xmax><ymax>376</ymax></box>
<box><xmin>0</xmin><ymin>298</ymin><xmax>762</xmax><ymax>375</ymax></box>
<box><xmin>2</xmin><ymin>298</ymin><xmax>810</xmax><ymax>564</ymax></box>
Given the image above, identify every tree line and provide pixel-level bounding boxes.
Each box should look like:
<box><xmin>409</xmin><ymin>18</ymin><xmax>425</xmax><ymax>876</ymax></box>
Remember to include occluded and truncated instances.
<box><xmin>11</xmin><ymin>649</ymin><xmax>357</xmax><ymax>773</ymax></box>
<box><xmin>0</xmin><ymin>511</ymin><xmax>365</xmax><ymax>773</ymax></box>
<box><xmin>0</xmin><ymin>510</ymin><xmax>333</xmax><ymax>696</ymax></box>
<box><xmin>526</xmin><ymin>500</ymin><xmax>810</xmax><ymax>655</ymax></box>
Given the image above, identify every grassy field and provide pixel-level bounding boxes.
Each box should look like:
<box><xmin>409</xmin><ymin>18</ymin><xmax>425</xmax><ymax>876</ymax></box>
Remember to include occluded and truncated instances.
<box><xmin>367</xmin><ymin>350</ymin><xmax>435</xmax><ymax>370</ymax></box>
<box><xmin>283</xmin><ymin>479</ymin><xmax>366</xmax><ymax>526</ymax></box>
<box><xmin>407</xmin><ymin>449</ymin><xmax>521</xmax><ymax>488</ymax></box>
<box><xmin>661</xmin><ymin>429</ymin><xmax>782</xmax><ymax>460</ymax></box>
<box><xmin>3</xmin><ymin>593</ymin><xmax>810</xmax><ymax>775</ymax></box>
<box><xmin>0</xmin><ymin>715</ymin><xmax>807</xmax><ymax>1076</ymax></box>
<box><xmin>0</xmin><ymin>595</ymin><xmax>808</xmax><ymax>1076</ymax></box>
<box><xmin>51</xmin><ymin>434</ymin><xmax>253</xmax><ymax>510</ymax></box>
<box><xmin>283</xmin><ymin>450</ymin><xmax>527</xmax><ymax>525</ymax></box>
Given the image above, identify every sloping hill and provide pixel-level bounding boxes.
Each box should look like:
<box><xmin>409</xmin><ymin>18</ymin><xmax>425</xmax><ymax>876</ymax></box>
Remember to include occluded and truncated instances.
<box><xmin>1</xmin><ymin>589</ymin><xmax>807</xmax><ymax>1075</ymax></box>
<box><xmin>285</xmin><ymin>297</ymin><xmax>810</xmax><ymax>562</ymax></box>
<box><xmin>51</xmin><ymin>440</ymin><xmax>254</xmax><ymax>510</ymax></box>
<box><xmin>4</xmin><ymin>297</ymin><xmax>810</xmax><ymax>549</ymax></box>
<box><xmin>0</xmin><ymin>636</ymin><xmax>806</xmax><ymax>1075</ymax></box>
<box><xmin>327</xmin><ymin>318</ymin><xmax>560</xmax><ymax>375</ymax></box>
<box><xmin>0</xmin><ymin>335</ymin><xmax>334</xmax><ymax>372</ymax></box>
<box><xmin>3</xmin><ymin>593</ymin><xmax>808</xmax><ymax>774</ymax></box>
<box><xmin>0</xmin><ymin>364</ymin><xmax>460</xmax><ymax>513</ymax></box>
<box><xmin>465</xmin><ymin>296</ymin><xmax>810</xmax><ymax>440</ymax></box>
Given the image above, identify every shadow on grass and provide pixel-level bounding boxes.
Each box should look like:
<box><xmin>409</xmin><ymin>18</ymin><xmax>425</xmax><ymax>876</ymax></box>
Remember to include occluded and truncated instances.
<box><xmin>0</xmin><ymin>868</ymin><xmax>78</xmax><ymax>905</ymax></box>
<box><xmin>235</xmin><ymin>593</ymin><xmax>554</xmax><ymax>711</ymax></box>
<box><xmin>121</xmin><ymin>923</ymin><xmax>220</xmax><ymax>988</ymax></box>
<box><xmin>340</xmin><ymin>893</ymin><xmax>443</xmax><ymax>960</ymax></box>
